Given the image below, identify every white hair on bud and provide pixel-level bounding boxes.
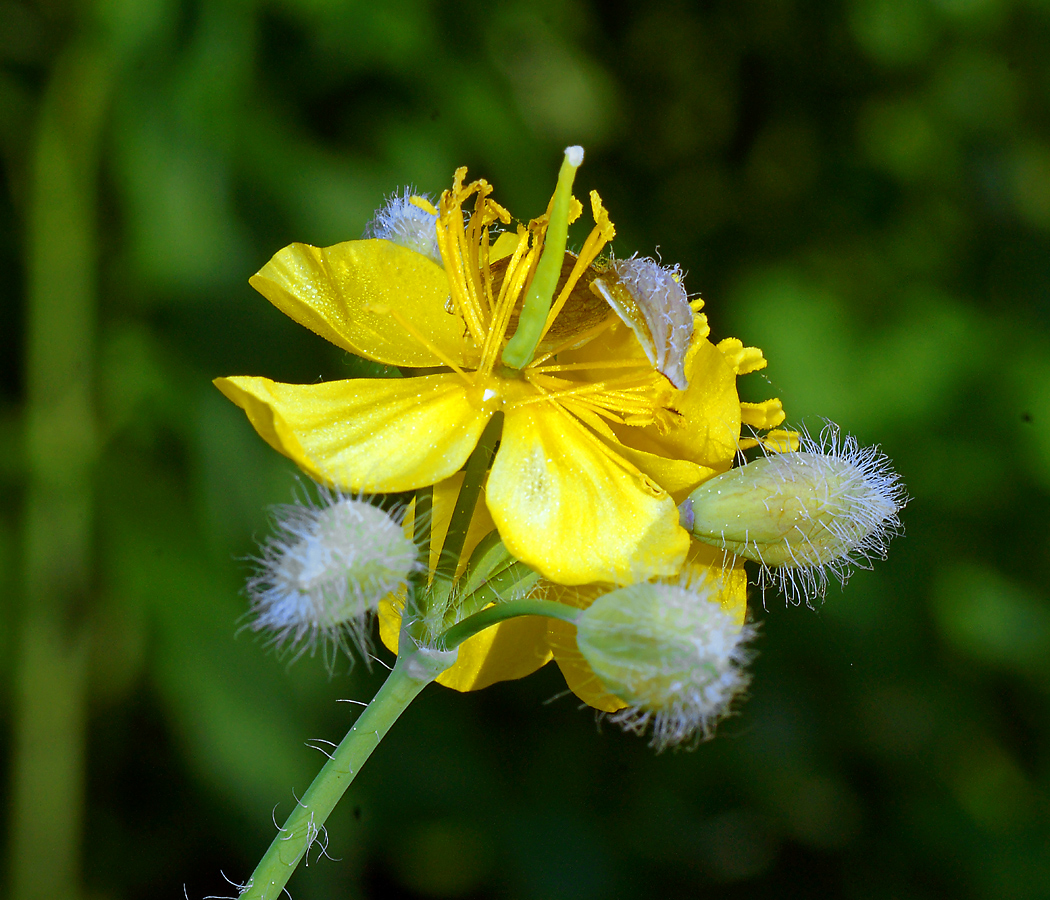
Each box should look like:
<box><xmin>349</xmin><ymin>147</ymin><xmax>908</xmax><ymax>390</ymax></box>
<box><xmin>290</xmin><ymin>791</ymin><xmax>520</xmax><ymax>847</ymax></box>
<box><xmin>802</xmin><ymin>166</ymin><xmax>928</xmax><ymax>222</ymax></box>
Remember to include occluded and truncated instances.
<box><xmin>754</xmin><ymin>423</ymin><xmax>908</xmax><ymax>607</ymax></box>
<box><xmin>576</xmin><ymin>568</ymin><xmax>756</xmax><ymax>752</ymax></box>
<box><xmin>365</xmin><ymin>187</ymin><xmax>441</xmax><ymax>265</ymax></box>
<box><xmin>246</xmin><ymin>486</ymin><xmax>419</xmax><ymax>670</ymax></box>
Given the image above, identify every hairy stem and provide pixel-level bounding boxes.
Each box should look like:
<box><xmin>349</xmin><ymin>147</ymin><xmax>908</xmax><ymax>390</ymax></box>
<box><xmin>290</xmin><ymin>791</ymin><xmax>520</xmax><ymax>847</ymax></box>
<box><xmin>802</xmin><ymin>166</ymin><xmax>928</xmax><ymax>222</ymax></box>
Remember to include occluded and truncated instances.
<box><xmin>240</xmin><ymin>644</ymin><xmax>444</xmax><ymax>900</ymax></box>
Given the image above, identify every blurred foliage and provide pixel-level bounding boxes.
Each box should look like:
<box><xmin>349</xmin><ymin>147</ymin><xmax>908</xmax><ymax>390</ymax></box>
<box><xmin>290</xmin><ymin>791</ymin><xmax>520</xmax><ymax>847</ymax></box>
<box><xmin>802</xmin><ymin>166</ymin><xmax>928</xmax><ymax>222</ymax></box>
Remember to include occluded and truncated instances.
<box><xmin>2</xmin><ymin>0</ymin><xmax>1050</xmax><ymax>897</ymax></box>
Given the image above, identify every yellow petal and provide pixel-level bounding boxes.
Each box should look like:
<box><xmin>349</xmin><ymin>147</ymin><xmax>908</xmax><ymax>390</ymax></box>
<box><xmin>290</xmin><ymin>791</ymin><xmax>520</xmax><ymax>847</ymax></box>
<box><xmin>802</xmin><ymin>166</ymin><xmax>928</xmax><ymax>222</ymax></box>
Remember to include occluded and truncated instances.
<box><xmin>622</xmin><ymin>337</ymin><xmax>742</xmax><ymax>471</ymax></box>
<box><xmin>377</xmin><ymin>591</ymin><xmax>407</xmax><ymax>656</ymax></box>
<box><xmin>249</xmin><ymin>239</ymin><xmax>476</xmax><ymax>368</ymax></box>
<box><xmin>487</xmin><ymin>397</ymin><xmax>689</xmax><ymax>585</ymax></box>
<box><xmin>686</xmin><ymin>542</ymin><xmax>748</xmax><ymax>626</ymax></box>
<box><xmin>601</xmin><ymin>437</ymin><xmax>717</xmax><ymax>501</ymax></box>
<box><xmin>563</xmin><ymin>400</ymin><xmax>715</xmax><ymax>498</ymax></box>
<box><xmin>214</xmin><ymin>373</ymin><xmax>488</xmax><ymax>491</ymax></box>
<box><xmin>436</xmin><ymin>617</ymin><xmax>552</xmax><ymax>691</ymax></box>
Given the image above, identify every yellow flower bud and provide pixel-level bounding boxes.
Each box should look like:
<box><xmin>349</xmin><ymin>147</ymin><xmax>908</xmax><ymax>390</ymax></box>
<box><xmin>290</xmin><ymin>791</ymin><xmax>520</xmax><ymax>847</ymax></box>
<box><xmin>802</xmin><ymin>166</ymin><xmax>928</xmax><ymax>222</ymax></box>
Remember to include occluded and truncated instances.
<box><xmin>680</xmin><ymin>426</ymin><xmax>906</xmax><ymax>605</ymax></box>
<box><xmin>574</xmin><ymin>569</ymin><xmax>754</xmax><ymax>750</ymax></box>
<box><xmin>249</xmin><ymin>489</ymin><xmax>418</xmax><ymax>667</ymax></box>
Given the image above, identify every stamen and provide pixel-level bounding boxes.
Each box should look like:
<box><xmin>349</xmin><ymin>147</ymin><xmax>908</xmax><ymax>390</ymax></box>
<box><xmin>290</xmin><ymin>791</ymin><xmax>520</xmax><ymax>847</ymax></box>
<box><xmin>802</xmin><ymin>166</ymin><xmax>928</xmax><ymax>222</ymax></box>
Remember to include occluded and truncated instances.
<box><xmin>479</xmin><ymin>229</ymin><xmax>533</xmax><ymax>375</ymax></box>
<box><xmin>531</xmin><ymin>358</ymin><xmax>653</xmax><ymax>374</ymax></box>
<box><xmin>501</xmin><ymin>146</ymin><xmax>584</xmax><ymax>371</ymax></box>
<box><xmin>539</xmin><ymin>190</ymin><xmax>616</xmax><ymax>343</ymax></box>
<box><xmin>435</xmin><ymin>173</ymin><xmax>486</xmax><ymax>347</ymax></box>
<box><xmin>514</xmin><ymin>372</ymin><xmax>662</xmax><ymax>420</ymax></box>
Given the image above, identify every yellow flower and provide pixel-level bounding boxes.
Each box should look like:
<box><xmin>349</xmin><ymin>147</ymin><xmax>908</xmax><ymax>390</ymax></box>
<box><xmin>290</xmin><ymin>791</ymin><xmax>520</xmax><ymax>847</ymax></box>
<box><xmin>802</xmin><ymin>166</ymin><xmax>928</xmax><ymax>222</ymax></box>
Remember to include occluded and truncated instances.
<box><xmin>215</xmin><ymin>154</ymin><xmax>778</xmax><ymax>585</ymax></box>
<box><xmin>376</xmin><ymin>477</ymin><xmax>747</xmax><ymax>703</ymax></box>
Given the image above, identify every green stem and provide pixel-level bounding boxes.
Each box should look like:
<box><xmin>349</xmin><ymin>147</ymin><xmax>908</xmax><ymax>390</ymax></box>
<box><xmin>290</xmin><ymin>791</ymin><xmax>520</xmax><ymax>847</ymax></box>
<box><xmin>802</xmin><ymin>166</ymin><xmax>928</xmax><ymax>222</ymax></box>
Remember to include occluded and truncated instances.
<box><xmin>453</xmin><ymin>557</ymin><xmax>540</xmax><ymax>626</ymax></box>
<box><xmin>432</xmin><ymin>412</ymin><xmax>503</xmax><ymax>593</ymax></box>
<box><xmin>9</xmin><ymin>34</ymin><xmax>109</xmax><ymax>900</ymax></box>
<box><xmin>412</xmin><ymin>484</ymin><xmax>433</xmax><ymax>569</ymax></box>
<box><xmin>438</xmin><ymin>598</ymin><xmax>580</xmax><ymax>652</ymax></box>
<box><xmin>240</xmin><ymin>643</ymin><xmax>446</xmax><ymax>900</ymax></box>
<box><xmin>405</xmin><ymin>485</ymin><xmax>433</xmax><ymax>627</ymax></box>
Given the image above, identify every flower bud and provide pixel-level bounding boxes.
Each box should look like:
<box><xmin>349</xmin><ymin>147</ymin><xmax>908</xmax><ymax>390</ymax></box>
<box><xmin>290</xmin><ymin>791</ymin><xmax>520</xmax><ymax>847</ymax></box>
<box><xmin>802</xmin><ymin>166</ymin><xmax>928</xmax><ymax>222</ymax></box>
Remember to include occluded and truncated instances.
<box><xmin>574</xmin><ymin>570</ymin><xmax>754</xmax><ymax>750</ymax></box>
<box><xmin>680</xmin><ymin>426</ymin><xmax>906</xmax><ymax>605</ymax></box>
<box><xmin>365</xmin><ymin>188</ymin><xmax>441</xmax><ymax>265</ymax></box>
<box><xmin>248</xmin><ymin>490</ymin><xmax>418</xmax><ymax>666</ymax></box>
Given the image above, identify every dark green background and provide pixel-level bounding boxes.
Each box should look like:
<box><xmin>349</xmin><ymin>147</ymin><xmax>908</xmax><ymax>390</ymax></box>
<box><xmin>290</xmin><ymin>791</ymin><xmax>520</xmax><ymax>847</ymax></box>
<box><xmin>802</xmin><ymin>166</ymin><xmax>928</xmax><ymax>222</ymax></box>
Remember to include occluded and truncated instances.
<box><xmin>3</xmin><ymin>0</ymin><xmax>1050</xmax><ymax>897</ymax></box>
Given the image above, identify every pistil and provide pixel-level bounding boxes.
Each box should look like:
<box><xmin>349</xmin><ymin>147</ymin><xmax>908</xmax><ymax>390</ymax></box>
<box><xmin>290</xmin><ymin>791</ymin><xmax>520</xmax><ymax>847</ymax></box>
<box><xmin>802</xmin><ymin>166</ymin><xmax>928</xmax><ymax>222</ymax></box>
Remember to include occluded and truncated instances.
<box><xmin>501</xmin><ymin>145</ymin><xmax>584</xmax><ymax>371</ymax></box>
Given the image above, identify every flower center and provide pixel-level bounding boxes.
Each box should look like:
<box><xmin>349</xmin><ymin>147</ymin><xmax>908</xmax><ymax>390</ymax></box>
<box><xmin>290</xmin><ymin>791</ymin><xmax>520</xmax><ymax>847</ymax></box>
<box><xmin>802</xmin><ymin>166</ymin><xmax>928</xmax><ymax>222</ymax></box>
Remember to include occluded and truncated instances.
<box><xmin>430</xmin><ymin>152</ymin><xmax>675</xmax><ymax>432</ymax></box>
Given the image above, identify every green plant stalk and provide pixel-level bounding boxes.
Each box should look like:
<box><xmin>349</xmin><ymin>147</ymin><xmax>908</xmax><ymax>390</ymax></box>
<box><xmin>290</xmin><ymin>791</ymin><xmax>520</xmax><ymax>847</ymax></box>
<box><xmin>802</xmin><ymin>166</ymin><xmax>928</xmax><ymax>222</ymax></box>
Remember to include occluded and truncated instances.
<box><xmin>9</xmin><ymin>36</ymin><xmax>110</xmax><ymax>900</ymax></box>
<box><xmin>438</xmin><ymin>597</ymin><xmax>580</xmax><ymax>651</ymax></box>
<box><xmin>240</xmin><ymin>589</ymin><xmax>578</xmax><ymax>898</ymax></box>
<box><xmin>432</xmin><ymin>412</ymin><xmax>503</xmax><ymax>590</ymax></box>
<box><xmin>240</xmin><ymin>643</ymin><xmax>443</xmax><ymax>900</ymax></box>
<box><xmin>413</xmin><ymin>413</ymin><xmax>503</xmax><ymax>640</ymax></box>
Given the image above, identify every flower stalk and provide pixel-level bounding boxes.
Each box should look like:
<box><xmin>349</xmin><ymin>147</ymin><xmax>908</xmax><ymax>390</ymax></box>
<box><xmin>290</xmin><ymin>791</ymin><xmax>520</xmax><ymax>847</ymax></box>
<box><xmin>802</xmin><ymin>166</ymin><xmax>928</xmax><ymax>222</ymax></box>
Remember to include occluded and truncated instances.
<box><xmin>437</xmin><ymin>597</ymin><xmax>580</xmax><ymax>651</ymax></box>
<box><xmin>239</xmin><ymin>637</ymin><xmax>451</xmax><ymax>900</ymax></box>
<box><xmin>426</xmin><ymin>413</ymin><xmax>504</xmax><ymax>612</ymax></box>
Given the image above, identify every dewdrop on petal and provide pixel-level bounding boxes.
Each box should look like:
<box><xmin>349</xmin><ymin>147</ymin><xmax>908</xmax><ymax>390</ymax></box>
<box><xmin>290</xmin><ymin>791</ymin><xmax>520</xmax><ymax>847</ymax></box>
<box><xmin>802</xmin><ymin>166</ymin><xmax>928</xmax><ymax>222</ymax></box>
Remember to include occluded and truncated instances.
<box><xmin>574</xmin><ymin>571</ymin><xmax>755</xmax><ymax>751</ymax></box>
<box><xmin>680</xmin><ymin>425</ymin><xmax>907</xmax><ymax>606</ymax></box>
<box><xmin>248</xmin><ymin>491</ymin><xmax>418</xmax><ymax>664</ymax></box>
<box><xmin>365</xmin><ymin>187</ymin><xmax>441</xmax><ymax>265</ymax></box>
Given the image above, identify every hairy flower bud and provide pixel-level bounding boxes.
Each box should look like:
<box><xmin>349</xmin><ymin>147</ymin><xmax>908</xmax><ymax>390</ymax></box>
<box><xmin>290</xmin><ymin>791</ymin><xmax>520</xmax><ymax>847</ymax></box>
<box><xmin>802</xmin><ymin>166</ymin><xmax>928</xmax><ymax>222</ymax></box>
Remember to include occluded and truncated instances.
<box><xmin>680</xmin><ymin>425</ymin><xmax>907</xmax><ymax>605</ymax></box>
<box><xmin>365</xmin><ymin>188</ymin><xmax>441</xmax><ymax>265</ymax></box>
<box><xmin>575</xmin><ymin>570</ymin><xmax>755</xmax><ymax>750</ymax></box>
<box><xmin>248</xmin><ymin>490</ymin><xmax>418</xmax><ymax>666</ymax></box>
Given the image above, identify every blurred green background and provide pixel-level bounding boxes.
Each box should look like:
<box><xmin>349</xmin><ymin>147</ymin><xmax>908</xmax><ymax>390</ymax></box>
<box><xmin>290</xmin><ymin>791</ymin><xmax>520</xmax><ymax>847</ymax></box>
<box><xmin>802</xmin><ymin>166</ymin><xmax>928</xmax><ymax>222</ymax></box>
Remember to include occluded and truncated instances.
<box><xmin>3</xmin><ymin>0</ymin><xmax>1050</xmax><ymax>897</ymax></box>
